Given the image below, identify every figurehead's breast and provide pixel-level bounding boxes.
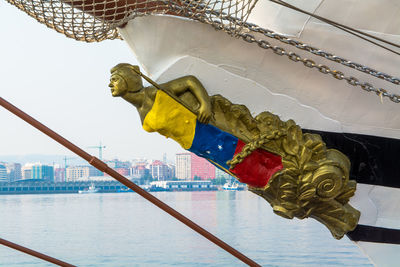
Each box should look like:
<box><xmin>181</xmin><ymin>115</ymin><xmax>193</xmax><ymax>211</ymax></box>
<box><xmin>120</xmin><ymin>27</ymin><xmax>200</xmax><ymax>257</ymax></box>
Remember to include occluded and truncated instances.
<box><xmin>142</xmin><ymin>90</ymin><xmax>197</xmax><ymax>149</ymax></box>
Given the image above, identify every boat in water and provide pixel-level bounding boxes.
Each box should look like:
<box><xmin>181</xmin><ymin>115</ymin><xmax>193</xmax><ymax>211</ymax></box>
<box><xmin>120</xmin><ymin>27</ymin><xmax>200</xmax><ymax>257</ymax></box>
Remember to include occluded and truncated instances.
<box><xmin>4</xmin><ymin>0</ymin><xmax>400</xmax><ymax>265</ymax></box>
<box><xmin>78</xmin><ymin>184</ymin><xmax>100</xmax><ymax>194</ymax></box>
<box><xmin>222</xmin><ymin>181</ymin><xmax>246</xmax><ymax>191</ymax></box>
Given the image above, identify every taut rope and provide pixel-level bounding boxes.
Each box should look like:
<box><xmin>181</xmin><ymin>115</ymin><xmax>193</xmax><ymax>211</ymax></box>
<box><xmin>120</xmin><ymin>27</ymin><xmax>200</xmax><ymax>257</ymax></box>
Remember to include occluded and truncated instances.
<box><xmin>0</xmin><ymin>97</ymin><xmax>261</xmax><ymax>267</ymax></box>
<box><xmin>0</xmin><ymin>237</ymin><xmax>75</xmax><ymax>266</ymax></box>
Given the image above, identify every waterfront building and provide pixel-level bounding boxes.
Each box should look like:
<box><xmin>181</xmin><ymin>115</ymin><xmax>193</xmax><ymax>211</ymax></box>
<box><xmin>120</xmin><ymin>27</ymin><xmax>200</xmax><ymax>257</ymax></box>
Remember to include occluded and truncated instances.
<box><xmin>22</xmin><ymin>165</ymin><xmax>32</xmax><ymax>180</ymax></box>
<box><xmin>107</xmin><ymin>159</ymin><xmax>131</xmax><ymax>169</ymax></box>
<box><xmin>149</xmin><ymin>160</ymin><xmax>170</xmax><ymax>181</ymax></box>
<box><xmin>103</xmin><ymin>167</ymin><xmax>130</xmax><ymax>178</ymax></box>
<box><xmin>66</xmin><ymin>166</ymin><xmax>100</xmax><ymax>181</ymax></box>
<box><xmin>115</xmin><ymin>168</ymin><xmax>130</xmax><ymax>176</ymax></box>
<box><xmin>215</xmin><ymin>167</ymin><xmax>234</xmax><ymax>179</ymax></box>
<box><xmin>176</xmin><ymin>153</ymin><xmax>191</xmax><ymax>180</ymax></box>
<box><xmin>190</xmin><ymin>153</ymin><xmax>215</xmax><ymax>180</ymax></box>
<box><xmin>20</xmin><ymin>163</ymin><xmax>54</xmax><ymax>181</ymax></box>
<box><xmin>167</xmin><ymin>164</ymin><xmax>175</xmax><ymax>179</ymax></box>
<box><xmin>54</xmin><ymin>168</ymin><xmax>65</xmax><ymax>182</ymax></box>
<box><xmin>32</xmin><ymin>164</ymin><xmax>54</xmax><ymax>181</ymax></box>
<box><xmin>130</xmin><ymin>162</ymin><xmax>150</xmax><ymax>179</ymax></box>
<box><xmin>3</xmin><ymin>163</ymin><xmax>22</xmax><ymax>182</ymax></box>
<box><xmin>149</xmin><ymin>180</ymin><xmax>215</xmax><ymax>191</ymax></box>
<box><xmin>77</xmin><ymin>176</ymin><xmax>114</xmax><ymax>181</ymax></box>
<box><xmin>176</xmin><ymin>153</ymin><xmax>215</xmax><ymax>180</ymax></box>
<box><xmin>0</xmin><ymin>164</ymin><xmax>7</xmax><ymax>182</ymax></box>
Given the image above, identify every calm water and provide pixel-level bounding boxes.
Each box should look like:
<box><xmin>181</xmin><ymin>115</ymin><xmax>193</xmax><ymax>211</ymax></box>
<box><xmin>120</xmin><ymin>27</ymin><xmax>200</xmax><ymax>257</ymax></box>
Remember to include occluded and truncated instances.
<box><xmin>0</xmin><ymin>191</ymin><xmax>372</xmax><ymax>266</ymax></box>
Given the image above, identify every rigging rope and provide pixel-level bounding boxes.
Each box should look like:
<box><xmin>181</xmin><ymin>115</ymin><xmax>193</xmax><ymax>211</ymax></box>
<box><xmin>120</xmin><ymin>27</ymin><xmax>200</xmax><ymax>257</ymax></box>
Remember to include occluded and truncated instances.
<box><xmin>0</xmin><ymin>237</ymin><xmax>75</xmax><ymax>267</ymax></box>
<box><xmin>269</xmin><ymin>0</ymin><xmax>400</xmax><ymax>56</ymax></box>
<box><xmin>0</xmin><ymin>97</ymin><xmax>261</xmax><ymax>267</ymax></box>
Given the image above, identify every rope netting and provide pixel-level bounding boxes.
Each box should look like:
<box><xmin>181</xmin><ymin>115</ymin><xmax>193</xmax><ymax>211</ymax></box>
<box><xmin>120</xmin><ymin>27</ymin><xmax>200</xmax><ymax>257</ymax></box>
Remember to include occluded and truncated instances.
<box><xmin>6</xmin><ymin>0</ymin><xmax>259</xmax><ymax>42</ymax></box>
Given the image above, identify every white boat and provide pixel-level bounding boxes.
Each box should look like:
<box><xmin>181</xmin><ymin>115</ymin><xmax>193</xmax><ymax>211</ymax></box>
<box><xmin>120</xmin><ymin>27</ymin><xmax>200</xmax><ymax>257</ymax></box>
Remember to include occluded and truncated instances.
<box><xmin>78</xmin><ymin>184</ymin><xmax>100</xmax><ymax>194</ymax></box>
<box><xmin>222</xmin><ymin>182</ymin><xmax>245</xmax><ymax>191</ymax></box>
<box><xmin>5</xmin><ymin>0</ymin><xmax>400</xmax><ymax>265</ymax></box>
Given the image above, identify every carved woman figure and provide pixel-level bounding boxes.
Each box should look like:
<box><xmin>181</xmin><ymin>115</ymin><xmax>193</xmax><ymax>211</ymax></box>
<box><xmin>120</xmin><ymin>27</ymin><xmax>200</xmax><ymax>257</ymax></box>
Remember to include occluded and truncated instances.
<box><xmin>109</xmin><ymin>63</ymin><xmax>212</xmax><ymax>124</ymax></box>
<box><xmin>109</xmin><ymin>63</ymin><xmax>360</xmax><ymax>239</ymax></box>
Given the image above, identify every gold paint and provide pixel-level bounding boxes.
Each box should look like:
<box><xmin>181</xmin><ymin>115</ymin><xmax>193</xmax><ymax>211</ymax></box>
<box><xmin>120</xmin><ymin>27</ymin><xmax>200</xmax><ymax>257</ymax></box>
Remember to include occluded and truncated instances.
<box><xmin>143</xmin><ymin>90</ymin><xmax>197</xmax><ymax>149</ymax></box>
<box><xmin>235</xmin><ymin>111</ymin><xmax>359</xmax><ymax>239</ymax></box>
<box><xmin>109</xmin><ymin>63</ymin><xmax>212</xmax><ymax>124</ymax></box>
<box><xmin>109</xmin><ymin>63</ymin><xmax>360</xmax><ymax>239</ymax></box>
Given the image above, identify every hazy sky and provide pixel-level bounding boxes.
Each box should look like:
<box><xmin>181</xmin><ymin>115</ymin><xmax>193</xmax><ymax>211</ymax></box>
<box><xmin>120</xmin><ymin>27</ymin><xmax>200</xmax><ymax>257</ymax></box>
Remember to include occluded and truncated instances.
<box><xmin>0</xmin><ymin>2</ymin><xmax>186</xmax><ymax>163</ymax></box>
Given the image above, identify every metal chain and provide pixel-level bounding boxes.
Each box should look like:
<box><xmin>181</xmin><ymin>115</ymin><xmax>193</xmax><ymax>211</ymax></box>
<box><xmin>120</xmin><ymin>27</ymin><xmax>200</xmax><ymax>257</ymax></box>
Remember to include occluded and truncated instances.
<box><xmin>171</xmin><ymin>5</ymin><xmax>400</xmax><ymax>103</ymax></box>
<box><xmin>243</xmin><ymin>21</ymin><xmax>400</xmax><ymax>86</ymax></box>
<box><xmin>238</xmin><ymin>32</ymin><xmax>400</xmax><ymax>103</ymax></box>
<box><xmin>188</xmin><ymin>7</ymin><xmax>400</xmax><ymax>86</ymax></box>
<box><xmin>227</xmin><ymin>130</ymin><xmax>284</xmax><ymax>169</ymax></box>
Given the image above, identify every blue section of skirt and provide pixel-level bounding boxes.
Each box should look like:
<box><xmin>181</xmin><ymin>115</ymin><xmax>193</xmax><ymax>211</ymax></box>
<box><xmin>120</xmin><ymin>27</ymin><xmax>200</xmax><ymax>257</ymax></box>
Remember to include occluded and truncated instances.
<box><xmin>189</xmin><ymin>122</ymin><xmax>238</xmax><ymax>170</ymax></box>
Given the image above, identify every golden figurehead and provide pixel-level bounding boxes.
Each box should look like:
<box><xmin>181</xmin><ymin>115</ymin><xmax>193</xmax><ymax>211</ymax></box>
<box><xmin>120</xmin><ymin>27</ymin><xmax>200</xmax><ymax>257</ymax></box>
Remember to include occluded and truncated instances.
<box><xmin>109</xmin><ymin>63</ymin><xmax>360</xmax><ymax>239</ymax></box>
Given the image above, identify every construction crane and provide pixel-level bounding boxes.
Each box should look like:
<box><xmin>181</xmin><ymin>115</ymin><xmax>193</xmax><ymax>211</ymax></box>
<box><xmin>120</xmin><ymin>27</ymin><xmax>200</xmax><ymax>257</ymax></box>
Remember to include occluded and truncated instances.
<box><xmin>87</xmin><ymin>142</ymin><xmax>106</xmax><ymax>161</ymax></box>
<box><xmin>63</xmin><ymin>156</ymin><xmax>76</xmax><ymax>169</ymax></box>
<box><xmin>63</xmin><ymin>156</ymin><xmax>76</xmax><ymax>182</ymax></box>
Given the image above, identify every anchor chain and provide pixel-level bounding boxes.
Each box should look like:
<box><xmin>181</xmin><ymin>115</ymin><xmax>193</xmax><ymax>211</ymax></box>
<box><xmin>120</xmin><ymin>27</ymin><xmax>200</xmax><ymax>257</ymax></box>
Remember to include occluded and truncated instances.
<box><xmin>243</xmin><ymin>21</ymin><xmax>400</xmax><ymax>86</ymax></box>
<box><xmin>174</xmin><ymin>4</ymin><xmax>400</xmax><ymax>104</ymax></box>
<box><xmin>237</xmin><ymin>32</ymin><xmax>400</xmax><ymax>103</ymax></box>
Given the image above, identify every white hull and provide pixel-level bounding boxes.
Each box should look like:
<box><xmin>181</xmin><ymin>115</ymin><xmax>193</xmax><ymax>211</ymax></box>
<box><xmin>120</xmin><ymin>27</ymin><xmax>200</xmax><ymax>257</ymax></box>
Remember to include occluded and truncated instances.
<box><xmin>78</xmin><ymin>185</ymin><xmax>100</xmax><ymax>194</ymax></box>
<box><xmin>349</xmin><ymin>184</ymin><xmax>400</xmax><ymax>266</ymax></box>
<box><xmin>119</xmin><ymin>14</ymin><xmax>400</xmax><ymax>139</ymax></box>
<box><xmin>118</xmin><ymin>1</ymin><xmax>400</xmax><ymax>265</ymax></box>
<box><xmin>78</xmin><ymin>189</ymin><xmax>100</xmax><ymax>194</ymax></box>
<box><xmin>222</xmin><ymin>182</ymin><xmax>245</xmax><ymax>191</ymax></box>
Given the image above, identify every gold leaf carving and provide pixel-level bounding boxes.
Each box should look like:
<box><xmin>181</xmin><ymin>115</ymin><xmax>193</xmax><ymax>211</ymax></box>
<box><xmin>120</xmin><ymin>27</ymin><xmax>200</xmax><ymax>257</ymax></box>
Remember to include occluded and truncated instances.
<box><xmin>298</xmin><ymin>188</ymin><xmax>316</xmax><ymax>201</ymax></box>
<box><xmin>110</xmin><ymin>66</ymin><xmax>359</xmax><ymax>240</ymax></box>
<box><xmin>303</xmin><ymin>161</ymin><xmax>319</xmax><ymax>172</ymax></box>
<box><xmin>230</xmin><ymin>106</ymin><xmax>361</xmax><ymax>239</ymax></box>
<box><xmin>280</xmin><ymin>182</ymin><xmax>297</xmax><ymax>189</ymax></box>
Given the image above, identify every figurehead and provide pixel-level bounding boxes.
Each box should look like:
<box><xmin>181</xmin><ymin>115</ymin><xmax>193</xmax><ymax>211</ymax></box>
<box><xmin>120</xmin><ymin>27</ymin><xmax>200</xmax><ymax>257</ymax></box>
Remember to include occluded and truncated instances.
<box><xmin>109</xmin><ymin>63</ymin><xmax>143</xmax><ymax>96</ymax></box>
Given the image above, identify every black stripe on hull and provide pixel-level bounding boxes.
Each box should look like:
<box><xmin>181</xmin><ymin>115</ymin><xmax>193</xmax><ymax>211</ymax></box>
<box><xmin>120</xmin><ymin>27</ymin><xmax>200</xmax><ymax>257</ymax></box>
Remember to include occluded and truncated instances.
<box><xmin>347</xmin><ymin>225</ymin><xmax>400</xmax><ymax>244</ymax></box>
<box><xmin>303</xmin><ymin>129</ymin><xmax>400</xmax><ymax>188</ymax></box>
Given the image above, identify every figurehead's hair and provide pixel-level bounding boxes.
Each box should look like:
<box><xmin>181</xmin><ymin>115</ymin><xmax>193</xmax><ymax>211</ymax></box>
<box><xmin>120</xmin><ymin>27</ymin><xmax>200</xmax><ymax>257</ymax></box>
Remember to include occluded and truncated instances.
<box><xmin>110</xmin><ymin>63</ymin><xmax>142</xmax><ymax>89</ymax></box>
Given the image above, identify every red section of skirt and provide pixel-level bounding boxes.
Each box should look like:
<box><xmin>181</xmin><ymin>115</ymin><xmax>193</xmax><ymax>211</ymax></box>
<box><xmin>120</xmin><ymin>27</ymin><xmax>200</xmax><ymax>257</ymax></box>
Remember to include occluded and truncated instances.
<box><xmin>230</xmin><ymin>140</ymin><xmax>283</xmax><ymax>188</ymax></box>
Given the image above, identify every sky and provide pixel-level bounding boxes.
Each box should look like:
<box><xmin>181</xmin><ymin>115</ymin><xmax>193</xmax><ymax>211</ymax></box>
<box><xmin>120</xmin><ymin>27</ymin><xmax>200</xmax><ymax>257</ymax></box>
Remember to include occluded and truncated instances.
<box><xmin>0</xmin><ymin>2</ymin><xmax>186</xmax><ymax>163</ymax></box>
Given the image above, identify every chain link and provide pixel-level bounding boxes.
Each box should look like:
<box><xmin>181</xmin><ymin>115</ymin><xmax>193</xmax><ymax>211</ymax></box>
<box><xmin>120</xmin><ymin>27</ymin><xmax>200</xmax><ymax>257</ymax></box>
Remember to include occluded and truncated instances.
<box><xmin>236</xmin><ymin>31</ymin><xmax>400</xmax><ymax>103</ymax></box>
<box><xmin>242</xmin><ymin>22</ymin><xmax>400</xmax><ymax>86</ymax></box>
<box><xmin>179</xmin><ymin>7</ymin><xmax>400</xmax><ymax>103</ymax></box>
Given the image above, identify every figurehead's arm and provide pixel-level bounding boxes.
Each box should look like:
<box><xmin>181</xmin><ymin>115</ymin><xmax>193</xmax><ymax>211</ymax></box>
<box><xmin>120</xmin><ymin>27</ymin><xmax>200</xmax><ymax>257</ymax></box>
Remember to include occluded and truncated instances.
<box><xmin>162</xmin><ymin>76</ymin><xmax>212</xmax><ymax>124</ymax></box>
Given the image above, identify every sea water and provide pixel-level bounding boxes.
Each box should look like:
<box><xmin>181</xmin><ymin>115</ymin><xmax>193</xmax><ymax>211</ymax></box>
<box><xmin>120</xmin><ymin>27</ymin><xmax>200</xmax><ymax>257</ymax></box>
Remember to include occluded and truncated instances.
<box><xmin>0</xmin><ymin>191</ymin><xmax>372</xmax><ymax>266</ymax></box>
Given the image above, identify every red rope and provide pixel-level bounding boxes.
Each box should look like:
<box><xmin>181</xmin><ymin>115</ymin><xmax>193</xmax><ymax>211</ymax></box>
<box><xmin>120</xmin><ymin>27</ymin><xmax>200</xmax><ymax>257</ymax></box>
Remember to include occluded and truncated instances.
<box><xmin>0</xmin><ymin>97</ymin><xmax>261</xmax><ymax>267</ymax></box>
<box><xmin>0</xmin><ymin>238</ymin><xmax>75</xmax><ymax>266</ymax></box>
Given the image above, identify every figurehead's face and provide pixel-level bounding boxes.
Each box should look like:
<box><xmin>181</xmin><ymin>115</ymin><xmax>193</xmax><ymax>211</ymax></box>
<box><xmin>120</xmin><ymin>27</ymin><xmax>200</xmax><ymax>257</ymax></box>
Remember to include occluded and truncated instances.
<box><xmin>109</xmin><ymin>63</ymin><xmax>143</xmax><ymax>97</ymax></box>
<box><xmin>109</xmin><ymin>74</ymin><xmax>128</xmax><ymax>97</ymax></box>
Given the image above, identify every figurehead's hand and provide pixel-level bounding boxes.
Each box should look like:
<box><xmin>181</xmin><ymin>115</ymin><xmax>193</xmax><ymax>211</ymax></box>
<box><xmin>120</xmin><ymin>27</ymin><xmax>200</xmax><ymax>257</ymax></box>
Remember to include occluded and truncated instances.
<box><xmin>198</xmin><ymin>103</ymin><xmax>212</xmax><ymax>124</ymax></box>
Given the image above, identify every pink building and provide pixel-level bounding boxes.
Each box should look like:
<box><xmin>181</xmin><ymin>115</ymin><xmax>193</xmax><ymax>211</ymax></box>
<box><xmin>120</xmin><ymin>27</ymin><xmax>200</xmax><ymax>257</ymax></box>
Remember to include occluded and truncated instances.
<box><xmin>190</xmin><ymin>153</ymin><xmax>215</xmax><ymax>180</ymax></box>
<box><xmin>115</xmin><ymin>168</ymin><xmax>130</xmax><ymax>176</ymax></box>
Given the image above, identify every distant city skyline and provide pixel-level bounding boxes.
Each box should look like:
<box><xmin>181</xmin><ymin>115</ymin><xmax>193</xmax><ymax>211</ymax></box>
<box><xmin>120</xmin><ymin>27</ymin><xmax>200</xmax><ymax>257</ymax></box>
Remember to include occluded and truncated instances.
<box><xmin>0</xmin><ymin>153</ymin><xmax>175</xmax><ymax>166</ymax></box>
<box><xmin>0</xmin><ymin>151</ymin><xmax>231</xmax><ymax>183</ymax></box>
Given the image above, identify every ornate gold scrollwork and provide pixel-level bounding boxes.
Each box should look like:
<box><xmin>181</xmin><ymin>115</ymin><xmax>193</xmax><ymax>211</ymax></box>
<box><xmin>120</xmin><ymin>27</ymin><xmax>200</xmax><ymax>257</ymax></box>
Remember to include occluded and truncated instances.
<box><xmin>236</xmin><ymin>111</ymin><xmax>360</xmax><ymax>239</ymax></box>
<box><xmin>205</xmin><ymin>96</ymin><xmax>359</xmax><ymax>239</ymax></box>
<box><xmin>204</xmin><ymin>96</ymin><xmax>360</xmax><ymax>239</ymax></box>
